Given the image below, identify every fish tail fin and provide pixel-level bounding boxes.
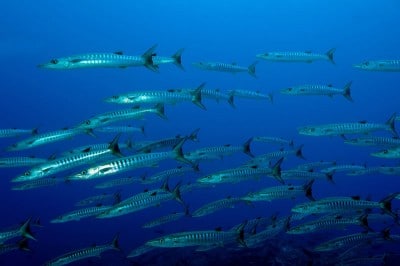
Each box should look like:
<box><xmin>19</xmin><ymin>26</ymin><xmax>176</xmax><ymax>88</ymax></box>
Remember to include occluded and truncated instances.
<box><xmin>342</xmin><ymin>81</ymin><xmax>353</xmax><ymax>102</ymax></box>
<box><xmin>326</xmin><ymin>48</ymin><xmax>336</xmax><ymax>64</ymax></box>
<box><xmin>154</xmin><ymin>103</ymin><xmax>167</xmax><ymax>120</ymax></box>
<box><xmin>243</xmin><ymin>137</ymin><xmax>254</xmax><ymax>157</ymax></box>
<box><xmin>18</xmin><ymin>238</ymin><xmax>31</xmax><ymax>252</ymax></box>
<box><xmin>188</xmin><ymin>128</ymin><xmax>200</xmax><ymax>142</ymax></box>
<box><xmin>272</xmin><ymin>157</ymin><xmax>284</xmax><ymax>184</ymax></box>
<box><xmin>268</xmin><ymin>93</ymin><xmax>274</xmax><ymax>104</ymax></box>
<box><xmin>235</xmin><ymin>220</ymin><xmax>248</xmax><ymax>247</ymax></box>
<box><xmin>142</xmin><ymin>44</ymin><xmax>159</xmax><ymax>72</ymax></box>
<box><xmin>139</xmin><ymin>125</ymin><xmax>146</xmax><ymax>136</ymax></box>
<box><xmin>171</xmin><ymin>48</ymin><xmax>185</xmax><ymax>70</ymax></box>
<box><xmin>385</xmin><ymin>113</ymin><xmax>398</xmax><ymax>137</ymax></box>
<box><xmin>358</xmin><ymin>214</ymin><xmax>373</xmax><ymax>232</ymax></box>
<box><xmin>111</xmin><ymin>234</ymin><xmax>121</xmax><ymax>251</ymax></box>
<box><xmin>20</xmin><ymin>218</ymin><xmax>36</xmax><ymax>241</ymax></box>
<box><xmin>228</xmin><ymin>92</ymin><xmax>235</xmax><ymax>108</ymax></box>
<box><xmin>108</xmin><ymin>134</ymin><xmax>123</xmax><ymax>157</ymax></box>
<box><xmin>380</xmin><ymin>192</ymin><xmax>399</xmax><ymax>219</ymax></box>
<box><xmin>248</xmin><ymin>61</ymin><xmax>258</xmax><ymax>78</ymax></box>
<box><xmin>172</xmin><ymin>138</ymin><xmax>193</xmax><ymax>166</ymax></box>
<box><xmin>172</xmin><ymin>182</ymin><xmax>185</xmax><ymax>205</ymax></box>
<box><xmin>295</xmin><ymin>144</ymin><xmax>306</xmax><ymax>160</ymax></box>
<box><xmin>303</xmin><ymin>179</ymin><xmax>315</xmax><ymax>201</ymax></box>
<box><xmin>160</xmin><ymin>178</ymin><xmax>170</xmax><ymax>192</ymax></box>
<box><xmin>191</xmin><ymin>82</ymin><xmax>207</xmax><ymax>110</ymax></box>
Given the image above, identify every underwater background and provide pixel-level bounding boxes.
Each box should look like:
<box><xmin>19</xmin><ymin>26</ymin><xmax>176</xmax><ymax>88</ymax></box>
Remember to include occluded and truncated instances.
<box><xmin>1</xmin><ymin>0</ymin><xmax>400</xmax><ymax>265</ymax></box>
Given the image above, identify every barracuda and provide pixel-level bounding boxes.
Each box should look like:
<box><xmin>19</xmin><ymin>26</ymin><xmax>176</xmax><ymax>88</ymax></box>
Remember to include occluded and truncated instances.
<box><xmin>142</xmin><ymin>206</ymin><xmax>189</xmax><ymax>228</ymax></box>
<box><xmin>371</xmin><ymin>146</ymin><xmax>400</xmax><ymax>158</ymax></box>
<box><xmin>38</xmin><ymin>45</ymin><xmax>158</xmax><ymax>72</ymax></box>
<box><xmin>12</xmin><ymin>177</ymin><xmax>59</xmax><ymax>191</ymax></box>
<box><xmin>192</xmin><ymin>197</ymin><xmax>248</xmax><ymax>217</ymax></box>
<box><xmin>246</xmin><ymin>145</ymin><xmax>305</xmax><ymax>165</ymax></box>
<box><xmin>146</xmin><ymin>222</ymin><xmax>246</xmax><ymax>248</ymax></box>
<box><xmin>0</xmin><ymin>239</ymin><xmax>30</xmax><ymax>255</ymax></box>
<box><xmin>95</xmin><ymin>176</ymin><xmax>140</xmax><ymax>189</ymax></box>
<box><xmin>0</xmin><ymin>128</ymin><xmax>37</xmax><ymax>138</ymax></box>
<box><xmin>12</xmin><ymin>135</ymin><xmax>121</xmax><ymax>182</ymax></box>
<box><xmin>228</xmin><ymin>89</ymin><xmax>273</xmax><ymax>103</ymax></box>
<box><xmin>44</xmin><ymin>235</ymin><xmax>120</xmax><ymax>266</ymax></box>
<box><xmin>75</xmin><ymin>192</ymin><xmax>120</xmax><ymax>207</ymax></box>
<box><xmin>7</xmin><ymin>128</ymin><xmax>85</xmax><ymax>151</ymax></box>
<box><xmin>104</xmin><ymin>83</ymin><xmax>206</xmax><ymax>109</ymax></box>
<box><xmin>287</xmin><ymin>214</ymin><xmax>370</xmax><ymax>234</ymax></box>
<box><xmin>291</xmin><ymin>193</ymin><xmax>399</xmax><ymax>217</ymax></box>
<box><xmin>281</xmin><ymin>169</ymin><xmax>333</xmax><ymax>182</ymax></box>
<box><xmin>281</xmin><ymin>82</ymin><xmax>353</xmax><ymax>102</ymax></box>
<box><xmin>68</xmin><ymin>138</ymin><xmax>191</xmax><ymax>181</ymax></box>
<box><xmin>320</xmin><ymin>164</ymin><xmax>366</xmax><ymax>174</ymax></box>
<box><xmin>295</xmin><ymin>160</ymin><xmax>337</xmax><ymax>171</ymax></box>
<box><xmin>256</xmin><ymin>48</ymin><xmax>335</xmax><ymax>64</ymax></box>
<box><xmin>298</xmin><ymin>113</ymin><xmax>398</xmax><ymax>137</ymax></box>
<box><xmin>242</xmin><ymin>179</ymin><xmax>315</xmax><ymax>202</ymax></box>
<box><xmin>253</xmin><ymin>136</ymin><xmax>294</xmax><ymax>147</ymax></box>
<box><xmin>199</xmin><ymin>88</ymin><xmax>235</xmax><ymax>107</ymax></box>
<box><xmin>51</xmin><ymin>205</ymin><xmax>112</xmax><ymax>223</ymax></box>
<box><xmin>152</xmin><ymin>48</ymin><xmax>184</xmax><ymax>70</ymax></box>
<box><xmin>192</xmin><ymin>61</ymin><xmax>258</xmax><ymax>77</ymax></box>
<box><xmin>353</xmin><ymin>59</ymin><xmax>400</xmax><ymax>71</ymax></box>
<box><xmin>95</xmin><ymin>125</ymin><xmax>145</xmax><ymax>134</ymax></box>
<box><xmin>0</xmin><ymin>156</ymin><xmax>47</xmax><ymax>168</ymax></box>
<box><xmin>0</xmin><ymin>219</ymin><xmax>36</xmax><ymax>244</ymax></box>
<box><xmin>141</xmin><ymin>166</ymin><xmax>196</xmax><ymax>184</ymax></box>
<box><xmin>76</xmin><ymin>104</ymin><xmax>166</xmax><ymax>130</ymax></box>
<box><xmin>198</xmin><ymin>158</ymin><xmax>283</xmax><ymax>184</ymax></box>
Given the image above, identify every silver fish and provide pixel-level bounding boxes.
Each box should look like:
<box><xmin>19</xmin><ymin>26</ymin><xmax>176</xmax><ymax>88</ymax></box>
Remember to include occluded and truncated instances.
<box><xmin>256</xmin><ymin>48</ymin><xmax>335</xmax><ymax>64</ymax></box>
<box><xmin>353</xmin><ymin>60</ymin><xmax>400</xmax><ymax>71</ymax></box>
<box><xmin>281</xmin><ymin>82</ymin><xmax>353</xmax><ymax>102</ymax></box>
<box><xmin>192</xmin><ymin>61</ymin><xmax>257</xmax><ymax>78</ymax></box>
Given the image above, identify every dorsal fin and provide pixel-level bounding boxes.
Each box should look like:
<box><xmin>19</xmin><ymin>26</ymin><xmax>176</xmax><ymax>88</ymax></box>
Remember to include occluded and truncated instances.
<box><xmin>215</xmin><ymin>227</ymin><xmax>222</xmax><ymax>231</ymax></box>
<box><xmin>351</xmin><ymin>195</ymin><xmax>361</xmax><ymax>200</ymax></box>
<box><xmin>358</xmin><ymin>120</ymin><xmax>368</xmax><ymax>124</ymax></box>
<box><xmin>114</xmin><ymin>51</ymin><xmax>123</xmax><ymax>55</ymax></box>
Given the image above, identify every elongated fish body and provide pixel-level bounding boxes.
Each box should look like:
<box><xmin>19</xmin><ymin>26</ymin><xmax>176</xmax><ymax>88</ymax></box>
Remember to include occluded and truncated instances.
<box><xmin>0</xmin><ymin>156</ymin><xmax>47</xmax><ymax>168</ymax></box>
<box><xmin>141</xmin><ymin>166</ymin><xmax>195</xmax><ymax>184</ymax></box>
<box><xmin>51</xmin><ymin>205</ymin><xmax>112</xmax><ymax>223</ymax></box>
<box><xmin>291</xmin><ymin>194</ymin><xmax>398</xmax><ymax>216</ymax></box>
<box><xmin>7</xmin><ymin>128</ymin><xmax>85</xmax><ymax>151</ymax></box>
<box><xmin>0</xmin><ymin>219</ymin><xmax>35</xmax><ymax>244</ymax></box>
<box><xmin>77</xmin><ymin>104</ymin><xmax>166</xmax><ymax>130</ymax></box>
<box><xmin>145</xmin><ymin>227</ymin><xmax>242</xmax><ymax>248</ymax></box>
<box><xmin>127</xmin><ymin>244</ymin><xmax>156</xmax><ymax>258</ymax></box>
<box><xmin>38</xmin><ymin>45</ymin><xmax>158</xmax><ymax>71</ymax></box>
<box><xmin>12</xmin><ymin>138</ymin><xmax>121</xmax><ymax>182</ymax></box>
<box><xmin>245</xmin><ymin>217</ymin><xmax>289</xmax><ymax>248</ymax></box>
<box><xmin>95</xmin><ymin>176</ymin><xmax>139</xmax><ymax>189</ymax></box>
<box><xmin>344</xmin><ymin>136</ymin><xmax>400</xmax><ymax>147</ymax></box>
<box><xmin>287</xmin><ymin>214</ymin><xmax>369</xmax><ymax>234</ymax></box>
<box><xmin>281</xmin><ymin>82</ymin><xmax>353</xmax><ymax>102</ymax></box>
<box><xmin>0</xmin><ymin>239</ymin><xmax>30</xmax><ymax>255</ymax></box>
<box><xmin>44</xmin><ymin>235</ymin><xmax>119</xmax><ymax>266</ymax></box>
<box><xmin>353</xmin><ymin>60</ymin><xmax>400</xmax><ymax>71</ymax></box>
<box><xmin>298</xmin><ymin>113</ymin><xmax>398</xmax><ymax>137</ymax></box>
<box><xmin>142</xmin><ymin>211</ymin><xmax>186</xmax><ymax>228</ymax></box>
<box><xmin>192</xmin><ymin>61</ymin><xmax>258</xmax><ymax>77</ymax></box>
<box><xmin>97</xmin><ymin>189</ymin><xmax>178</xmax><ymax>219</ymax></box>
<box><xmin>152</xmin><ymin>48</ymin><xmax>184</xmax><ymax>70</ymax></box>
<box><xmin>247</xmin><ymin>145</ymin><xmax>305</xmax><ymax>165</ymax></box>
<box><xmin>12</xmin><ymin>177</ymin><xmax>59</xmax><ymax>191</ymax></box>
<box><xmin>253</xmin><ymin>136</ymin><xmax>293</xmax><ymax>147</ymax></box>
<box><xmin>371</xmin><ymin>146</ymin><xmax>400</xmax><ymax>158</ymax></box>
<box><xmin>321</xmin><ymin>164</ymin><xmax>366</xmax><ymax>175</ymax></box>
<box><xmin>199</xmin><ymin>88</ymin><xmax>234</xmax><ymax>107</ymax></box>
<box><xmin>296</xmin><ymin>161</ymin><xmax>336</xmax><ymax>171</ymax></box>
<box><xmin>192</xmin><ymin>197</ymin><xmax>246</xmax><ymax>217</ymax></box>
<box><xmin>313</xmin><ymin>231</ymin><xmax>385</xmax><ymax>252</ymax></box>
<box><xmin>105</xmin><ymin>84</ymin><xmax>206</xmax><ymax>110</ymax></box>
<box><xmin>95</xmin><ymin>125</ymin><xmax>144</xmax><ymax>134</ymax></box>
<box><xmin>228</xmin><ymin>89</ymin><xmax>273</xmax><ymax>103</ymax></box>
<box><xmin>62</xmin><ymin>142</ymin><xmax>132</xmax><ymax>156</ymax></box>
<box><xmin>242</xmin><ymin>180</ymin><xmax>314</xmax><ymax>202</ymax></box>
<box><xmin>0</xmin><ymin>128</ymin><xmax>37</xmax><ymax>138</ymax></box>
<box><xmin>75</xmin><ymin>192</ymin><xmax>119</xmax><ymax>207</ymax></box>
<box><xmin>256</xmin><ymin>48</ymin><xmax>335</xmax><ymax>64</ymax></box>
<box><xmin>281</xmin><ymin>170</ymin><xmax>332</xmax><ymax>182</ymax></box>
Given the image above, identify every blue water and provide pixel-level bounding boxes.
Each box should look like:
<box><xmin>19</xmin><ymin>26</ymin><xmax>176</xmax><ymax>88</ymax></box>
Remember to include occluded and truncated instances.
<box><xmin>1</xmin><ymin>1</ymin><xmax>400</xmax><ymax>265</ymax></box>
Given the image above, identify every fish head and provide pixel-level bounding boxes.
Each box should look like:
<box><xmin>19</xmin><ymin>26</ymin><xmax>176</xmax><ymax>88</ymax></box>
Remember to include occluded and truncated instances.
<box><xmin>69</xmin><ymin>167</ymin><xmax>100</xmax><ymax>180</ymax></box>
<box><xmin>38</xmin><ymin>58</ymin><xmax>72</xmax><ymax>69</ymax></box>
<box><xmin>297</xmin><ymin>126</ymin><xmax>318</xmax><ymax>136</ymax></box>
<box><xmin>12</xmin><ymin>168</ymin><xmax>44</xmax><ymax>182</ymax></box>
<box><xmin>104</xmin><ymin>95</ymin><xmax>134</xmax><ymax>104</ymax></box>
<box><xmin>197</xmin><ymin>173</ymin><xmax>222</xmax><ymax>183</ymax></box>
<box><xmin>353</xmin><ymin>61</ymin><xmax>374</xmax><ymax>70</ymax></box>
<box><xmin>371</xmin><ymin>149</ymin><xmax>397</xmax><ymax>158</ymax></box>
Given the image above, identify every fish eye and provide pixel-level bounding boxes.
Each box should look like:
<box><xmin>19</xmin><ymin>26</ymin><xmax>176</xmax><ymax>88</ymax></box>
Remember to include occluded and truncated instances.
<box><xmin>24</xmin><ymin>171</ymin><xmax>31</xmax><ymax>176</ymax></box>
<box><xmin>383</xmin><ymin>150</ymin><xmax>388</xmax><ymax>154</ymax></box>
<box><xmin>81</xmin><ymin>170</ymin><xmax>87</xmax><ymax>175</ymax></box>
<box><xmin>50</xmin><ymin>59</ymin><xmax>58</xmax><ymax>64</ymax></box>
<box><xmin>85</xmin><ymin>120</ymin><xmax>91</xmax><ymax>125</ymax></box>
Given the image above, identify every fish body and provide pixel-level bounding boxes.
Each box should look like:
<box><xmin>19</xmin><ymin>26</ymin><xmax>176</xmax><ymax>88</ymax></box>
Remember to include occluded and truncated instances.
<box><xmin>0</xmin><ymin>219</ymin><xmax>35</xmax><ymax>244</ymax></box>
<box><xmin>228</xmin><ymin>89</ymin><xmax>273</xmax><ymax>103</ymax></box>
<box><xmin>75</xmin><ymin>192</ymin><xmax>119</xmax><ymax>207</ymax></box>
<box><xmin>0</xmin><ymin>156</ymin><xmax>48</xmax><ymax>168</ymax></box>
<box><xmin>38</xmin><ymin>45</ymin><xmax>158</xmax><ymax>71</ymax></box>
<box><xmin>281</xmin><ymin>82</ymin><xmax>353</xmax><ymax>102</ymax></box>
<box><xmin>44</xmin><ymin>235</ymin><xmax>119</xmax><ymax>266</ymax></box>
<box><xmin>200</xmin><ymin>88</ymin><xmax>234</xmax><ymax>107</ymax></box>
<box><xmin>95</xmin><ymin>125</ymin><xmax>145</xmax><ymax>134</ymax></box>
<box><xmin>320</xmin><ymin>164</ymin><xmax>366</xmax><ymax>174</ymax></box>
<box><xmin>298</xmin><ymin>113</ymin><xmax>397</xmax><ymax>137</ymax></box>
<box><xmin>253</xmin><ymin>136</ymin><xmax>293</xmax><ymax>147</ymax></box>
<box><xmin>296</xmin><ymin>161</ymin><xmax>336</xmax><ymax>171</ymax></box>
<box><xmin>95</xmin><ymin>176</ymin><xmax>139</xmax><ymax>189</ymax></box>
<box><xmin>256</xmin><ymin>48</ymin><xmax>335</xmax><ymax>64</ymax></box>
<box><xmin>12</xmin><ymin>177</ymin><xmax>58</xmax><ymax>191</ymax></box>
<box><xmin>141</xmin><ymin>166</ymin><xmax>195</xmax><ymax>184</ymax></box>
<box><xmin>192</xmin><ymin>61</ymin><xmax>257</xmax><ymax>77</ymax></box>
<box><xmin>353</xmin><ymin>60</ymin><xmax>400</xmax><ymax>71</ymax></box>
<box><xmin>0</xmin><ymin>128</ymin><xmax>37</xmax><ymax>138</ymax></box>
<box><xmin>142</xmin><ymin>211</ymin><xmax>187</xmax><ymax>228</ymax></box>
<box><xmin>51</xmin><ymin>206</ymin><xmax>112</xmax><ymax>223</ymax></box>
<box><xmin>192</xmin><ymin>197</ymin><xmax>246</xmax><ymax>217</ymax></box>
<box><xmin>344</xmin><ymin>136</ymin><xmax>400</xmax><ymax>147</ymax></box>
<box><xmin>104</xmin><ymin>83</ymin><xmax>205</xmax><ymax>109</ymax></box>
<box><xmin>371</xmin><ymin>146</ymin><xmax>400</xmax><ymax>158</ymax></box>
<box><xmin>281</xmin><ymin>170</ymin><xmax>332</xmax><ymax>182</ymax></box>
<box><xmin>7</xmin><ymin>128</ymin><xmax>84</xmax><ymax>151</ymax></box>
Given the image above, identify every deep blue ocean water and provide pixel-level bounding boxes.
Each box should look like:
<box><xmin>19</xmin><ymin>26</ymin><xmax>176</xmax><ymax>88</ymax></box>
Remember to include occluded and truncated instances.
<box><xmin>1</xmin><ymin>1</ymin><xmax>400</xmax><ymax>265</ymax></box>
